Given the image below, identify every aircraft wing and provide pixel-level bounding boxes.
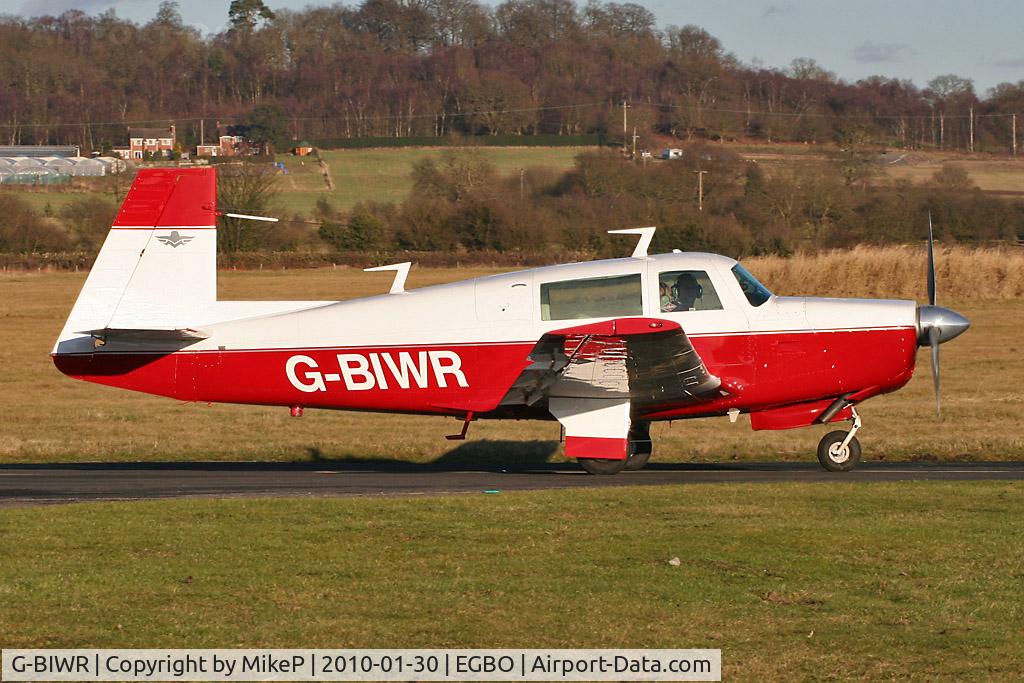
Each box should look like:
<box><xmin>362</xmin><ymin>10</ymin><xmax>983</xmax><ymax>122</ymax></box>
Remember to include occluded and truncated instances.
<box><xmin>500</xmin><ymin>317</ymin><xmax>723</xmax><ymax>412</ymax></box>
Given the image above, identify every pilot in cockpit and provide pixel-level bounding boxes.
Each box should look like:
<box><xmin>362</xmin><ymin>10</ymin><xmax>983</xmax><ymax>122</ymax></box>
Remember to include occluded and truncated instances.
<box><xmin>664</xmin><ymin>273</ymin><xmax>702</xmax><ymax>312</ymax></box>
<box><xmin>671</xmin><ymin>274</ymin><xmax>704</xmax><ymax>313</ymax></box>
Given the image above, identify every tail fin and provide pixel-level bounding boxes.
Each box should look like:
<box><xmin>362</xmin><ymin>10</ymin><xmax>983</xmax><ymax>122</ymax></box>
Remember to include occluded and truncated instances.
<box><xmin>55</xmin><ymin>168</ymin><xmax>217</xmax><ymax>352</ymax></box>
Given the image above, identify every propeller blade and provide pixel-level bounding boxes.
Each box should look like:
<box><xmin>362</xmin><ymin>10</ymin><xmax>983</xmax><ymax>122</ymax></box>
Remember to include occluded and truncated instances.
<box><xmin>929</xmin><ymin>325</ymin><xmax>941</xmax><ymax>415</ymax></box>
<box><xmin>927</xmin><ymin>212</ymin><xmax>936</xmax><ymax>307</ymax></box>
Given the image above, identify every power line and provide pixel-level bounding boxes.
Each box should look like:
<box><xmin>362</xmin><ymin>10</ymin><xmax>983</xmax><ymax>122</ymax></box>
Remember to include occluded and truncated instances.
<box><xmin>632</xmin><ymin>100</ymin><xmax>1017</xmax><ymax>121</ymax></box>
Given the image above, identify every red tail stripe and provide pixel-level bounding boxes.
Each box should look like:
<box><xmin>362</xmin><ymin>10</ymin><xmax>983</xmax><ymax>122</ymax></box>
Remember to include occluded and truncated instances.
<box><xmin>113</xmin><ymin>168</ymin><xmax>217</xmax><ymax>227</ymax></box>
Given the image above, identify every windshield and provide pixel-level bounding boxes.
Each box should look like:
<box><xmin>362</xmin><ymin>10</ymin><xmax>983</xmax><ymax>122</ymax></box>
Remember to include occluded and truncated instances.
<box><xmin>731</xmin><ymin>263</ymin><xmax>772</xmax><ymax>307</ymax></box>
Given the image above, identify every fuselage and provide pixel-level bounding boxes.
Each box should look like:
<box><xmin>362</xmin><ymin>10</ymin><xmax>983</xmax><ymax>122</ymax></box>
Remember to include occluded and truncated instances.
<box><xmin>53</xmin><ymin>252</ymin><xmax>919</xmax><ymax>425</ymax></box>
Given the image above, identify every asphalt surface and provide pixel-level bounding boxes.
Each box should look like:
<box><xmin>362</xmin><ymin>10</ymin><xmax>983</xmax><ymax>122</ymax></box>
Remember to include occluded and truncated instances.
<box><xmin>1</xmin><ymin>460</ymin><xmax>1022</xmax><ymax>506</ymax></box>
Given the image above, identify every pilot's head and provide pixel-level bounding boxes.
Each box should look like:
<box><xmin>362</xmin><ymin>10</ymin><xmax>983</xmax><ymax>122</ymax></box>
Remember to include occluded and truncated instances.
<box><xmin>674</xmin><ymin>273</ymin><xmax>701</xmax><ymax>309</ymax></box>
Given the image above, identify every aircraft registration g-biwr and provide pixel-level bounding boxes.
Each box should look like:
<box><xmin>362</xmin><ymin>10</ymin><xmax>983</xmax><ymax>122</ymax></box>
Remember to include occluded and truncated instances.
<box><xmin>54</xmin><ymin>168</ymin><xmax>970</xmax><ymax>474</ymax></box>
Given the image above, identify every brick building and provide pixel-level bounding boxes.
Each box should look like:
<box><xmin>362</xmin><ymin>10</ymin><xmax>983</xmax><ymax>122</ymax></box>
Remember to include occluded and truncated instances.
<box><xmin>118</xmin><ymin>125</ymin><xmax>176</xmax><ymax>160</ymax></box>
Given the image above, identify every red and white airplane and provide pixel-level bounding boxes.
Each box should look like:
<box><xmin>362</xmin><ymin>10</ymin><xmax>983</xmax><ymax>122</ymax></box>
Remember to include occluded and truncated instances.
<box><xmin>53</xmin><ymin>168</ymin><xmax>970</xmax><ymax>474</ymax></box>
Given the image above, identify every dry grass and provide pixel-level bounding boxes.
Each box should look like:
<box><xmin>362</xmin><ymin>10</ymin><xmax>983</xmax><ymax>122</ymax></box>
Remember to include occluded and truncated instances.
<box><xmin>732</xmin><ymin>144</ymin><xmax>1024</xmax><ymax>194</ymax></box>
<box><xmin>747</xmin><ymin>245</ymin><xmax>1024</xmax><ymax>300</ymax></box>
<box><xmin>1</xmin><ymin>247</ymin><xmax>1021</xmax><ymax>463</ymax></box>
<box><xmin>883</xmin><ymin>156</ymin><xmax>1024</xmax><ymax>193</ymax></box>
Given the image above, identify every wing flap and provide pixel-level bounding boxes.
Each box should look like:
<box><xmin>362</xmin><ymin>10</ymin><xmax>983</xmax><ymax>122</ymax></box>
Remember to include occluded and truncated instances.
<box><xmin>500</xmin><ymin>317</ymin><xmax>723</xmax><ymax>411</ymax></box>
<box><xmin>80</xmin><ymin>327</ymin><xmax>210</xmax><ymax>345</ymax></box>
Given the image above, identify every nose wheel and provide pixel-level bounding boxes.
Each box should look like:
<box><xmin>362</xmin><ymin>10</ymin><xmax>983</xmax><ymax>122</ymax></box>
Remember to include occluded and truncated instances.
<box><xmin>816</xmin><ymin>408</ymin><xmax>862</xmax><ymax>472</ymax></box>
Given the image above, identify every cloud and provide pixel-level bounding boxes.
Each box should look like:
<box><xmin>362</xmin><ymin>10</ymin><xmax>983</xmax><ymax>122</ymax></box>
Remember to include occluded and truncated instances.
<box><xmin>852</xmin><ymin>41</ymin><xmax>910</xmax><ymax>64</ymax></box>
<box><xmin>19</xmin><ymin>0</ymin><xmax>122</xmax><ymax>17</ymax></box>
<box><xmin>993</xmin><ymin>57</ymin><xmax>1024</xmax><ymax>69</ymax></box>
<box><xmin>762</xmin><ymin>4</ymin><xmax>796</xmax><ymax>18</ymax></box>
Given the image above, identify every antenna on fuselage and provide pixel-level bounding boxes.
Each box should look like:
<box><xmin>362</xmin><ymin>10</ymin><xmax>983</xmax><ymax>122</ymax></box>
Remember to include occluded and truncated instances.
<box><xmin>364</xmin><ymin>261</ymin><xmax>412</xmax><ymax>294</ymax></box>
<box><xmin>608</xmin><ymin>226</ymin><xmax>656</xmax><ymax>258</ymax></box>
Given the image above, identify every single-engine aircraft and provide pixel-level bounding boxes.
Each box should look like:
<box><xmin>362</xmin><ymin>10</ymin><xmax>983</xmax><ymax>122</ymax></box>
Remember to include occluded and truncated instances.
<box><xmin>53</xmin><ymin>168</ymin><xmax>970</xmax><ymax>474</ymax></box>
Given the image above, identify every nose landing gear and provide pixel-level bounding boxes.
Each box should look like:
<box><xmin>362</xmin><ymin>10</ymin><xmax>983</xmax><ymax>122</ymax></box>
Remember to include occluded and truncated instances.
<box><xmin>816</xmin><ymin>407</ymin><xmax>862</xmax><ymax>472</ymax></box>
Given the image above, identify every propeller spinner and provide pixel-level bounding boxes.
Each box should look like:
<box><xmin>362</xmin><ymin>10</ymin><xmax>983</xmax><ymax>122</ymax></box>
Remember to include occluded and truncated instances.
<box><xmin>915</xmin><ymin>215</ymin><xmax>970</xmax><ymax>415</ymax></box>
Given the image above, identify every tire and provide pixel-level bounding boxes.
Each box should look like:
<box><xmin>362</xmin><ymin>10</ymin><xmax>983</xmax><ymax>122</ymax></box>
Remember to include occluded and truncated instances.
<box><xmin>578</xmin><ymin>457</ymin><xmax>629</xmax><ymax>475</ymax></box>
<box><xmin>623</xmin><ymin>449</ymin><xmax>652</xmax><ymax>471</ymax></box>
<box><xmin>816</xmin><ymin>430</ymin><xmax>861</xmax><ymax>472</ymax></box>
<box><xmin>623</xmin><ymin>422</ymin><xmax>653</xmax><ymax>471</ymax></box>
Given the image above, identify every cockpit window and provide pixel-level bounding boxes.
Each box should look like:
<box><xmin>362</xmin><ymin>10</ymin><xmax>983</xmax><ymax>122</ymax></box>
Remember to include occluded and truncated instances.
<box><xmin>731</xmin><ymin>263</ymin><xmax>772</xmax><ymax>307</ymax></box>
<box><xmin>658</xmin><ymin>270</ymin><xmax>722</xmax><ymax>312</ymax></box>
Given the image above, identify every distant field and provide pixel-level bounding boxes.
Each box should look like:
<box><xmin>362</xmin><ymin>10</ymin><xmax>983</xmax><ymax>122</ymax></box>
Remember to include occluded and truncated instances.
<box><xmin>0</xmin><ymin>185</ymin><xmax>116</xmax><ymax>213</ymax></box>
<box><xmin>883</xmin><ymin>155</ymin><xmax>1024</xmax><ymax>193</ymax></box>
<box><xmin>3</xmin><ymin>145</ymin><xmax>1023</xmax><ymax>218</ymax></box>
<box><xmin>2</xmin><ymin>256</ymin><xmax>1020</xmax><ymax>464</ymax></box>
<box><xmin>733</xmin><ymin>143</ymin><xmax>1024</xmax><ymax>194</ymax></box>
<box><xmin>3</xmin><ymin>482</ymin><xmax>1024</xmax><ymax>679</ymax></box>
<box><xmin>0</xmin><ymin>148</ymin><xmax>585</xmax><ymax>219</ymax></box>
<box><xmin>276</xmin><ymin>147</ymin><xmax>586</xmax><ymax>214</ymax></box>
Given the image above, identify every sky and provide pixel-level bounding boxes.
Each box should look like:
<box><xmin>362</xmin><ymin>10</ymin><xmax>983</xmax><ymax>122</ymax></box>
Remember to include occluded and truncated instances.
<box><xmin>9</xmin><ymin>0</ymin><xmax>1024</xmax><ymax>95</ymax></box>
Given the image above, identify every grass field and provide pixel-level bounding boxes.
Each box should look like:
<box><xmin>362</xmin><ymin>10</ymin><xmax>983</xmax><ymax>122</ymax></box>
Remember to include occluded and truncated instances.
<box><xmin>883</xmin><ymin>155</ymin><xmax>1024</xmax><ymax>193</ymax></box>
<box><xmin>4</xmin><ymin>145</ymin><xmax>1023</xmax><ymax>220</ymax></box>
<box><xmin>275</xmin><ymin>147</ymin><xmax>585</xmax><ymax>215</ymax></box>
<box><xmin>719</xmin><ymin>143</ymin><xmax>1024</xmax><ymax>194</ymax></box>
<box><xmin>2</xmin><ymin>483</ymin><xmax>1023</xmax><ymax>679</ymax></box>
<box><xmin>0</xmin><ymin>184</ymin><xmax>120</xmax><ymax>214</ymax></box>
<box><xmin>2</xmin><ymin>257</ymin><xmax>1021</xmax><ymax>464</ymax></box>
<box><xmin>3</xmin><ymin>256</ymin><xmax>1022</xmax><ymax>679</ymax></box>
<box><xmin>0</xmin><ymin>148</ymin><xmax>584</xmax><ymax>219</ymax></box>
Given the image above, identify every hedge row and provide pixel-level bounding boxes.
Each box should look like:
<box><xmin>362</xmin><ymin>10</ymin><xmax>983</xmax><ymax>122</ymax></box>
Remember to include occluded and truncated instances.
<box><xmin>0</xmin><ymin>250</ymin><xmax>594</xmax><ymax>272</ymax></box>
<box><xmin>304</xmin><ymin>133</ymin><xmax>606</xmax><ymax>150</ymax></box>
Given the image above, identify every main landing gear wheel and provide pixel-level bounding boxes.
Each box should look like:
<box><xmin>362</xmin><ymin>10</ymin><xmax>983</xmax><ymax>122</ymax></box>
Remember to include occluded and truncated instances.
<box><xmin>578</xmin><ymin>457</ymin><xmax>629</xmax><ymax>475</ymax></box>
<box><xmin>623</xmin><ymin>422</ymin><xmax>653</xmax><ymax>471</ymax></box>
<box><xmin>816</xmin><ymin>431</ymin><xmax>862</xmax><ymax>472</ymax></box>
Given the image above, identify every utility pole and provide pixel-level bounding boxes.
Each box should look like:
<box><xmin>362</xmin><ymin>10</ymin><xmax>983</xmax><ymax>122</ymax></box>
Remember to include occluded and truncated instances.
<box><xmin>200</xmin><ymin>119</ymin><xmax>204</xmax><ymax>146</ymax></box>
<box><xmin>693</xmin><ymin>170</ymin><xmax>708</xmax><ymax>211</ymax></box>
<box><xmin>631</xmin><ymin>126</ymin><xmax>639</xmax><ymax>160</ymax></box>
<box><xmin>622</xmin><ymin>100</ymin><xmax>628</xmax><ymax>152</ymax></box>
<box><xmin>1013</xmin><ymin>113</ymin><xmax>1017</xmax><ymax>157</ymax></box>
<box><xmin>969</xmin><ymin>106</ymin><xmax>974</xmax><ymax>153</ymax></box>
<box><xmin>519</xmin><ymin>168</ymin><xmax>525</xmax><ymax>200</ymax></box>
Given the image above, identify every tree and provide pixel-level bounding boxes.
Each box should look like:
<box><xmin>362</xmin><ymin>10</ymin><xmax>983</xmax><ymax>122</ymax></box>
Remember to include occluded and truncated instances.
<box><xmin>495</xmin><ymin>0</ymin><xmax>580</xmax><ymax>47</ymax></box>
<box><xmin>788</xmin><ymin>58</ymin><xmax>835</xmax><ymax>83</ymax></box>
<box><xmin>228</xmin><ymin>0</ymin><xmax>275</xmax><ymax>32</ymax></box>
<box><xmin>353</xmin><ymin>0</ymin><xmax>434</xmax><ymax>52</ymax></box>
<box><xmin>216</xmin><ymin>164</ymin><xmax>279</xmax><ymax>252</ymax></box>
<box><xmin>925</xmin><ymin>75</ymin><xmax>975</xmax><ymax>149</ymax></box>
<box><xmin>583</xmin><ymin>1</ymin><xmax>655</xmax><ymax>38</ymax></box>
<box><xmin>426</xmin><ymin>0</ymin><xmax>494</xmax><ymax>46</ymax></box>
<box><xmin>0</xmin><ymin>196</ymin><xmax>69</xmax><ymax>253</ymax></box>
<box><xmin>411</xmin><ymin>149</ymin><xmax>497</xmax><ymax>201</ymax></box>
<box><xmin>243</xmin><ymin>104</ymin><xmax>288</xmax><ymax>153</ymax></box>
<box><xmin>930</xmin><ymin>165</ymin><xmax>974</xmax><ymax>192</ymax></box>
<box><xmin>59</xmin><ymin>197</ymin><xmax>118</xmax><ymax>252</ymax></box>
<box><xmin>459</xmin><ymin>73</ymin><xmax>535</xmax><ymax>135</ymax></box>
<box><xmin>153</xmin><ymin>0</ymin><xmax>184</xmax><ymax>29</ymax></box>
<box><xmin>830</xmin><ymin>125</ymin><xmax>876</xmax><ymax>188</ymax></box>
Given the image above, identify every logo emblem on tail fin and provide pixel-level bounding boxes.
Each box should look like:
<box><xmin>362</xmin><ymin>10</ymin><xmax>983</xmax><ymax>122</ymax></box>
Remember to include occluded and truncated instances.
<box><xmin>156</xmin><ymin>231</ymin><xmax>194</xmax><ymax>248</ymax></box>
